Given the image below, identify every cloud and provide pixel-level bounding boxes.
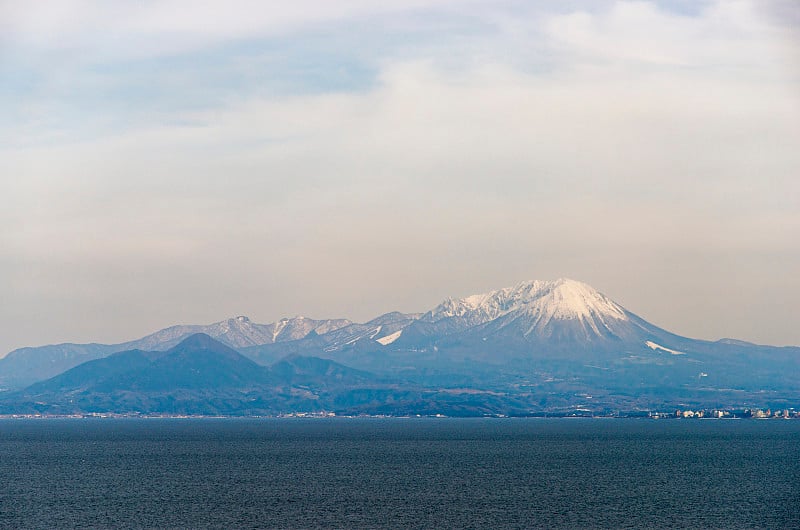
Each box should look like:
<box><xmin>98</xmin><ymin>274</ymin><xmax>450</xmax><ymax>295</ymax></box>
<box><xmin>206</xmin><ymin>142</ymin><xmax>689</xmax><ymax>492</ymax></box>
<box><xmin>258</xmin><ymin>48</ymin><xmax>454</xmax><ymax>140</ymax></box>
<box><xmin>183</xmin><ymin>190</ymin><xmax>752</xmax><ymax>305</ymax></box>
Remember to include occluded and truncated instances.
<box><xmin>1</xmin><ymin>1</ymin><xmax>799</xmax><ymax>352</ymax></box>
<box><xmin>0</xmin><ymin>0</ymin><xmax>467</xmax><ymax>60</ymax></box>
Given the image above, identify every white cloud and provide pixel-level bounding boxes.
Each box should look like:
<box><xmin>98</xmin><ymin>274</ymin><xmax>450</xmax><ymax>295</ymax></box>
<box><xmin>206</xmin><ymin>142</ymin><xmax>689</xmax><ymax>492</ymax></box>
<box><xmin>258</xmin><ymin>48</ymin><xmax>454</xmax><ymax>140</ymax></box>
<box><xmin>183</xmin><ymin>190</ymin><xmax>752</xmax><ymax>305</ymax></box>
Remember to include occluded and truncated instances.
<box><xmin>0</xmin><ymin>0</ymin><xmax>465</xmax><ymax>60</ymax></box>
<box><xmin>1</xmin><ymin>0</ymin><xmax>799</xmax><ymax>351</ymax></box>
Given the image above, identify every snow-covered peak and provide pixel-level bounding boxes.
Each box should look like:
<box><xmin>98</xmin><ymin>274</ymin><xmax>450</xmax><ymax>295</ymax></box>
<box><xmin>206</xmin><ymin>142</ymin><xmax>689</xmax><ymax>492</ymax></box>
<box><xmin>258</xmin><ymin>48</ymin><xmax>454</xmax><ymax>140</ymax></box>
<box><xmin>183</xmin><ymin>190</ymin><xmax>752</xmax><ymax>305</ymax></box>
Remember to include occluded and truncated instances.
<box><xmin>514</xmin><ymin>278</ymin><xmax>627</xmax><ymax>321</ymax></box>
<box><xmin>123</xmin><ymin>315</ymin><xmax>352</xmax><ymax>351</ymax></box>
<box><xmin>425</xmin><ymin>278</ymin><xmax>628</xmax><ymax>327</ymax></box>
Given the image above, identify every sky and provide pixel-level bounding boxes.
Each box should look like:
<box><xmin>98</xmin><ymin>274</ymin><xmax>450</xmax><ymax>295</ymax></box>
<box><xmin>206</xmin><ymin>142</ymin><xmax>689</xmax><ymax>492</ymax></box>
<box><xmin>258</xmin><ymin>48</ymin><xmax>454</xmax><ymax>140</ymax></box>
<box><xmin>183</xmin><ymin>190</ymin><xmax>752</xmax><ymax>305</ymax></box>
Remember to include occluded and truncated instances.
<box><xmin>1</xmin><ymin>0</ymin><xmax>799</xmax><ymax>354</ymax></box>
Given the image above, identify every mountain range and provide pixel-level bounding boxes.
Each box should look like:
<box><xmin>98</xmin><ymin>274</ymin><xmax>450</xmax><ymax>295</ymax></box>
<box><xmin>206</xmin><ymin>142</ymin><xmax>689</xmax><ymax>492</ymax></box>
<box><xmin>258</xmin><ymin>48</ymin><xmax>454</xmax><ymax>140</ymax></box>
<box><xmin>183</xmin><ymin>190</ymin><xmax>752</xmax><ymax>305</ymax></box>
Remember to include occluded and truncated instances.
<box><xmin>1</xmin><ymin>278</ymin><xmax>798</xmax><ymax>415</ymax></box>
<box><xmin>0</xmin><ymin>315</ymin><xmax>352</xmax><ymax>389</ymax></box>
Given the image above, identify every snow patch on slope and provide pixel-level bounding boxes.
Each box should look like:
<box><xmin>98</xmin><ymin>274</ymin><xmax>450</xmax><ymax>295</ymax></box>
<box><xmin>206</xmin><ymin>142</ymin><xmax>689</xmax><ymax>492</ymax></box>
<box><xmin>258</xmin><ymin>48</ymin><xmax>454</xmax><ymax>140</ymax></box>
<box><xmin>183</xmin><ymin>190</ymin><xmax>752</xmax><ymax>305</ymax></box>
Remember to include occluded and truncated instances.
<box><xmin>646</xmin><ymin>341</ymin><xmax>686</xmax><ymax>355</ymax></box>
<box><xmin>376</xmin><ymin>330</ymin><xmax>403</xmax><ymax>345</ymax></box>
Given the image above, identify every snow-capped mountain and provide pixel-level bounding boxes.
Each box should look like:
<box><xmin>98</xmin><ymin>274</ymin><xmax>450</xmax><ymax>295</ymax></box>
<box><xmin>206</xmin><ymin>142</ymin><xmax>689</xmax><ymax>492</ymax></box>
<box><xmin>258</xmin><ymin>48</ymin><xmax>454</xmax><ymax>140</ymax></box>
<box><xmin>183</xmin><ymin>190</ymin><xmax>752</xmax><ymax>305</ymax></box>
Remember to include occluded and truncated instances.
<box><xmin>238</xmin><ymin>279</ymin><xmax>798</xmax><ymax>411</ymax></box>
<box><xmin>429</xmin><ymin>279</ymin><xmax>626</xmax><ymax>327</ymax></box>
<box><xmin>2</xmin><ymin>278</ymin><xmax>798</xmax><ymax>412</ymax></box>
<box><xmin>420</xmin><ymin>279</ymin><xmax>636</xmax><ymax>341</ymax></box>
<box><xmin>126</xmin><ymin>315</ymin><xmax>352</xmax><ymax>350</ymax></box>
<box><xmin>240</xmin><ymin>311</ymin><xmax>422</xmax><ymax>364</ymax></box>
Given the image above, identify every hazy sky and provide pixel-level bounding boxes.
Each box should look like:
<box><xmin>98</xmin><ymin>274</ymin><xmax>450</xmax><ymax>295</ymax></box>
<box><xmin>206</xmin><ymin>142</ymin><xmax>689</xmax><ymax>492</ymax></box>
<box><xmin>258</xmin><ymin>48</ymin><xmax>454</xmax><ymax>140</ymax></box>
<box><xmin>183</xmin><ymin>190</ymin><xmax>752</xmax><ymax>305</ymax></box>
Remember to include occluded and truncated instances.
<box><xmin>2</xmin><ymin>0</ymin><xmax>799</xmax><ymax>354</ymax></box>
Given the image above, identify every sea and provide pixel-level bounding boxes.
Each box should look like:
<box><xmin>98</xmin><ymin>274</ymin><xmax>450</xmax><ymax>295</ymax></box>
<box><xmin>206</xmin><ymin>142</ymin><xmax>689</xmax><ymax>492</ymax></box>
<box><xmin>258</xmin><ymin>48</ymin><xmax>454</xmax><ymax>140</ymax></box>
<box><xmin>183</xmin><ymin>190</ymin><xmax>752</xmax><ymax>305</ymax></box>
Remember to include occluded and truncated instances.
<box><xmin>0</xmin><ymin>418</ymin><xmax>797</xmax><ymax>529</ymax></box>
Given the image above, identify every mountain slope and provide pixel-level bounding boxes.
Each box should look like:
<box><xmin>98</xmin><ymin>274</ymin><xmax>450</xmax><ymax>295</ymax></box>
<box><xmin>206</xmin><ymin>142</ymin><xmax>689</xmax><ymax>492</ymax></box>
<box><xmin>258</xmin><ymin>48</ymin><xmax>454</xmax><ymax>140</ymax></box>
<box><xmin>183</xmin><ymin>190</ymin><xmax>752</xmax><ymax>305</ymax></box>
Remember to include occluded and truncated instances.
<box><xmin>98</xmin><ymin>333</ymin><xmax>269</xmax><ymax>393</ymax></box>
<box><xmin>0</xmin><ymin>343</ymin><xmax>120</xmax><ymax>392</ymax></box>
<box><xmin>23</xmin><ymin>349</ymin><xmax>163</xmax><ymax>395</ymax></box>
<box><xmin>17</xmin><ymin>334</ymin><xmax>269</xmax><ymax>398</ymax></box>
<box><xmin>242</xmin><ymin>311</ymin><xmax>421</xmax><ymax>365</ymax></box>
<box><xmin>0</xmin><ymin>334</ymin><xmax>399</xmax><ymax>415</ymax></box>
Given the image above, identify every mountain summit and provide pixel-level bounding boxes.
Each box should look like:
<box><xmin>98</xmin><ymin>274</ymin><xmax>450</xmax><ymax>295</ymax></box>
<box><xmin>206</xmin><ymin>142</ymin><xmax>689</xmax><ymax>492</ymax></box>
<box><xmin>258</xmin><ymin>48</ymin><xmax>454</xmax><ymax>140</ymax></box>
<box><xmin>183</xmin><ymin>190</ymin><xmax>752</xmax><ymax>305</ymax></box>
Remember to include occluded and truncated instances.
<box><xmin>427</xmin><ymin>279</ymin><xmax>623</xmax><ymax>320</ymax></box>
<box><xmin>404</xmin><ymin>278</ymin><xmax>645</xmax><ymax>347</ymax></box>
<box><xmin>424</xmin><ymin>279</ymin><xmax>627</xmax><ymax>333</ymax></box>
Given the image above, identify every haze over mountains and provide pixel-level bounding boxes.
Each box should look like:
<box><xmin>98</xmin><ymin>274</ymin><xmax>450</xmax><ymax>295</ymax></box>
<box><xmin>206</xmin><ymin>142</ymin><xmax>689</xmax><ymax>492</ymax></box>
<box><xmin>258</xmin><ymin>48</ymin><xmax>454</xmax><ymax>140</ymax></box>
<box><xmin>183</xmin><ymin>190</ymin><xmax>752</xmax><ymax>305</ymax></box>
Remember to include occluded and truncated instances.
<box><xmin>2</xmin><ymin>279</ymin><xmax>798</xmax><ymax>415</ymax></box>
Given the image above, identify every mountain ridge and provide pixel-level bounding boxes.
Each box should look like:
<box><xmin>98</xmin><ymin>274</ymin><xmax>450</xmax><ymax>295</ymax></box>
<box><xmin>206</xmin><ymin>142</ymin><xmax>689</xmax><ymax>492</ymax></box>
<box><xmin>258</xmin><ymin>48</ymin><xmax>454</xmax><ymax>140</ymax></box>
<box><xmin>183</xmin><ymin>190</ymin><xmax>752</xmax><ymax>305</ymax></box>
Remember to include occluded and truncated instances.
<box><xmin>1</xmin><ymin>278</ymin><xmax>798</xmax><ymax>414</ymax></box>
<box><xmin>0</xmin><ymin>315</ymin><xmax>354</xmax><ymax>389</ymax></box>
<box><xmin>3</xmin><ymin>334</ymin><xmax>396</xmax><ymax>416</ymax></box>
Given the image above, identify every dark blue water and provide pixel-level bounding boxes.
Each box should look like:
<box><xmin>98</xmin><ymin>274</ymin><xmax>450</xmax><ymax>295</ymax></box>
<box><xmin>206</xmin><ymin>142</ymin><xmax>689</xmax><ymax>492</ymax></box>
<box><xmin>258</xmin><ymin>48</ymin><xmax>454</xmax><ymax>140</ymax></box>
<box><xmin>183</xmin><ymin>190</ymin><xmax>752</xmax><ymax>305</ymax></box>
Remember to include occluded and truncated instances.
<box><xmin>0</xmin><ymin>418</ymin><xmax>797</xmax><ymax>529</ymax></box>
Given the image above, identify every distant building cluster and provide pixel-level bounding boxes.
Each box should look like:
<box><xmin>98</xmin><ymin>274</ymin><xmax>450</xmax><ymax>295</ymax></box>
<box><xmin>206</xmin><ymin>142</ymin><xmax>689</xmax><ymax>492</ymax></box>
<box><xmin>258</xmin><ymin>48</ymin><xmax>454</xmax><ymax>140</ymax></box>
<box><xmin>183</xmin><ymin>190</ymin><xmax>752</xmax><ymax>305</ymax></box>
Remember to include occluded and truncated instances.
<box><xmin>648</xmin><ymin>408</ymin><xmax>798</xmax><ymax>419</ymax></box>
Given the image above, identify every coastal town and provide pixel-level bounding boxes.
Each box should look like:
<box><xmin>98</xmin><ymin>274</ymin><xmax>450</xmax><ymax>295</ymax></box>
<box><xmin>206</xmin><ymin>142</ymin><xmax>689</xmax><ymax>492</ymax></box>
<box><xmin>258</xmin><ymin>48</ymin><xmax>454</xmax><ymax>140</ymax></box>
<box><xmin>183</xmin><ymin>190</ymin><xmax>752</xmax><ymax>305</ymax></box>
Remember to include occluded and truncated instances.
<box><xmin>1</xmin><ymin>407</ymin><xmax>798</xmax><ymax>420</ymax></box>
<box><xmin>646</xmin><ymin>408</ymin><xmax>798</xmax><ymax>419</ymax></box>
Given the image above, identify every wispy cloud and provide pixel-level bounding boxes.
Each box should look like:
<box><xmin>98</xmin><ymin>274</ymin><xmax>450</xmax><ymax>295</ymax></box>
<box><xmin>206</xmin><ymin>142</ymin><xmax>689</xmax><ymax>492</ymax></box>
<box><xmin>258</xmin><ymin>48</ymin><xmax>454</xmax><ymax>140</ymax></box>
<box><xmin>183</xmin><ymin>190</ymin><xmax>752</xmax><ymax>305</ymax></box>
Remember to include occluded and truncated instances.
<box><xmin>1</xmin><ymin>1</ymin><xmax>799</xmax><ymax>352</ymax></box>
